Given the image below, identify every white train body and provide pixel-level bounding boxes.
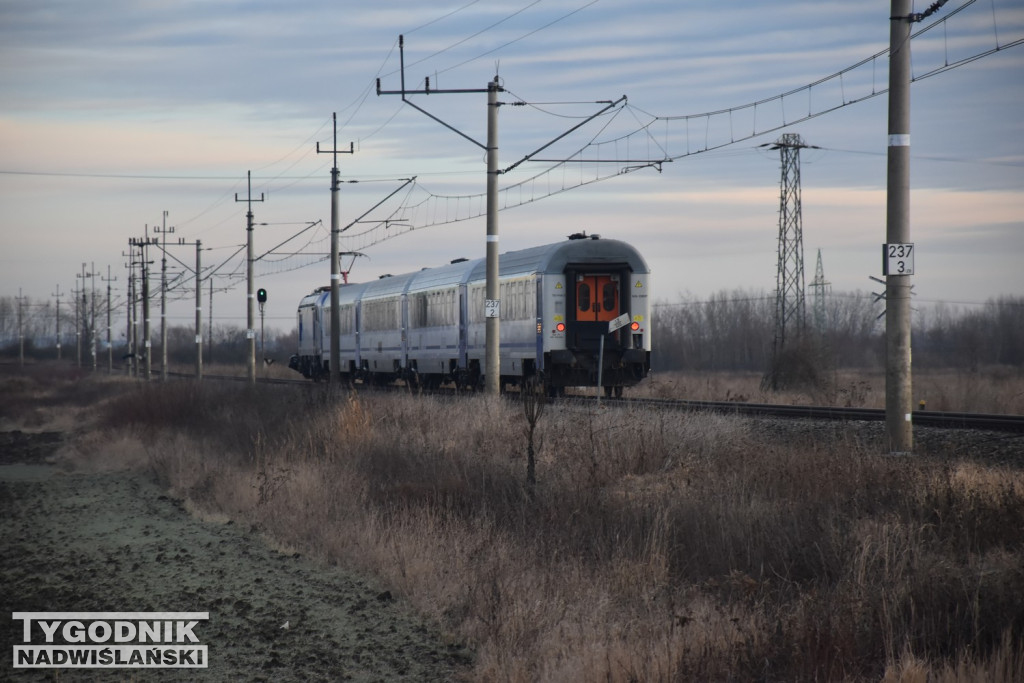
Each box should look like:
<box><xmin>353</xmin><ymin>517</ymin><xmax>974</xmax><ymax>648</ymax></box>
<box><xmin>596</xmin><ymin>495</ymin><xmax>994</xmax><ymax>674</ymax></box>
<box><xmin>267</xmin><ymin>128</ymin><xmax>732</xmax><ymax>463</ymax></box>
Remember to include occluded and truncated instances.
<box><xmin>290</xmin><ymin>234</ymin><xmax>651</xmax><ymax>393</ymax></box>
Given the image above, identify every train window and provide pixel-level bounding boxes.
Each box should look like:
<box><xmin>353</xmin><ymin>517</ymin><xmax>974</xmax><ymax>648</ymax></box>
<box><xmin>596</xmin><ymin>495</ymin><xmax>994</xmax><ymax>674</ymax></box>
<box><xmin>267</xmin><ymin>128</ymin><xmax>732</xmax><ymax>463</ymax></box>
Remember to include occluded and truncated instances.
<box><xmin>578</xmin><ymin>283</ymin><xmax>591</xmax><ymax>312</ymax></box>
<box><xmin>602</xmin><ymin>282</ymin><xmax>618</xmax><ymax>312</ymax></box>
<box><xmin>340</xmin><ymin>304</ymin><xmax>354</xmax><ymax>335</ymax></box>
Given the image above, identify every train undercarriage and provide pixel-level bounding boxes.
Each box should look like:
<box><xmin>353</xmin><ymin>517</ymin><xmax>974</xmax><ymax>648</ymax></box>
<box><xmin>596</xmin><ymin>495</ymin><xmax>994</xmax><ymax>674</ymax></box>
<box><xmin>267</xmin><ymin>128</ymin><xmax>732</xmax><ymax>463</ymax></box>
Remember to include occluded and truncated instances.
<box><xmin>289</xmin><ymin>348</ymin><xmax>649</xmax><ymax>397</ymax></box>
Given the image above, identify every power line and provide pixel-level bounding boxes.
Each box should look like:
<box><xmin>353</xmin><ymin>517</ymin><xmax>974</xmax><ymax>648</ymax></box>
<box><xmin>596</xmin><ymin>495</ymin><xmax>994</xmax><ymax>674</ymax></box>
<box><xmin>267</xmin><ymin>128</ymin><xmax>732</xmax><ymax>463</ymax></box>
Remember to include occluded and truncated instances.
<box><xmin>433</xmin><ymin>0</ymin><xmax>601</xmax><ymax>78</ymax></box>
<box><xmin>338</xmin><ymin>1</ymin><xmax>1022</xmax><ymax>253</ymax></box>
<box><xmin>400</xmin><ymin>0</ymin><xmax>542</xmax><ymax>75</ymax></box>
<box><xmin>405</xmin><ymin>0</ymin><xmax>484</xmax><ymax>35</ymax></box>
<box><xmin>351</xmin><ymin>0</ymin><xmax>600</xmax><ymax>142</ymax></box>
<box><xmin>816</xmin><ymin>146</ymin><xmax>1024</xmax><ymax>167</ymax></box>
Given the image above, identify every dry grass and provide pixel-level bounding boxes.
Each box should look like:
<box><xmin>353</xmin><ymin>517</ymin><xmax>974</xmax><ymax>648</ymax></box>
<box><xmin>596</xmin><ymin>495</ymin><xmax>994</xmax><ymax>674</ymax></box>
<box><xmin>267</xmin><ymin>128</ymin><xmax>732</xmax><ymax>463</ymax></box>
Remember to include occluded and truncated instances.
<box><xmin>638</xmin><ymin>367</ymin><xmax>1024</xmax><ymax>414</ymax></box>
<box><xmin>0</xmin><ymin>363</ymin><xmax>132</xmax><ymax>432</ymax></box>
<box><xmin>7</xmin><ymin>365</ymin><xmax>1023</xmax><ymax>681</ymax></box>
<box><xmin>161</xmin><ymin>360</ymin><xmax>299</xmax><ymax>382</ymax></box>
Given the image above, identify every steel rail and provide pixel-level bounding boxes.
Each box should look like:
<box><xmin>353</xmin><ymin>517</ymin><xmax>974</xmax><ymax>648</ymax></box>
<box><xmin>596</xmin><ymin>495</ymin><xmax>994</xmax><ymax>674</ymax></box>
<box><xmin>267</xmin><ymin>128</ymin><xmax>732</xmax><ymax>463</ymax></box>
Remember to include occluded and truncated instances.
<box><xmin>162</xmin><ymin>371</ymin><xmax>1024</xmax><ymax>432</ymax></box>
<box><xmin>603</xmin><ymin>397</ymin><xmax>1024</xmax><ymax>432</ymax></box>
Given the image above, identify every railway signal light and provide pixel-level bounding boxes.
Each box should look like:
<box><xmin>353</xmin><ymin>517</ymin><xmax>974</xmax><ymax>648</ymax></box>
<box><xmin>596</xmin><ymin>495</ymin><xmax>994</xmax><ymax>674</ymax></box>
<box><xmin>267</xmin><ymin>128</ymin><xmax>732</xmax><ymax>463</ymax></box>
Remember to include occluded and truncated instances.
<box><xmin>257</xmin><ymin>288</ymin><xmax>267</xmax><ymax>304</ymax></box>
<box><xmin>630</xmin><ymin>321</ymin><xmax>640</xmax><ymax>331</ymax></box>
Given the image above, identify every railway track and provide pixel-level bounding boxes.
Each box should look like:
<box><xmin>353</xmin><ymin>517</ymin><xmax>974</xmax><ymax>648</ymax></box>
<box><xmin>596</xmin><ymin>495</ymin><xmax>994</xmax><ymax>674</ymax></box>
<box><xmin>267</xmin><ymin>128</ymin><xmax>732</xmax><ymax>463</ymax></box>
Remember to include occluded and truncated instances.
<box><xmin>602</xmin><ymin>397</ymin><xmax>1024</xmax><ymax>433</ymax></box>
<box><xmin>168</xmin><ymin>371</ymin><xmax>1024</xmax><ymax>433</ymax></box>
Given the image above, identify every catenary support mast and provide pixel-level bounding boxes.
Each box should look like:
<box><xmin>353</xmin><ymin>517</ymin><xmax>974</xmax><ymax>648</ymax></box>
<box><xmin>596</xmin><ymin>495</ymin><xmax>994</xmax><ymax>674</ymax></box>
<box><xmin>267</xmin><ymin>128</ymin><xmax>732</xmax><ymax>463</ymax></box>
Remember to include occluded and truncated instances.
<box><xmin>236</xmin><ymin>171</ymin><xmax>265</xmax><ymax>385</ymax></box>
<box><xmin>317</xmin><ymin>113</ymin><xmax>354</xmax><ymax>385</ymax></box>
<box><xmin>378</xmin><ymin>36</ymin><xmax>503</xmax><ymax>394</ymax></box>
<box><xmin>886</xmin><ymin>0</ymin><xmax>914</xmax><ymax>453</ymax></box>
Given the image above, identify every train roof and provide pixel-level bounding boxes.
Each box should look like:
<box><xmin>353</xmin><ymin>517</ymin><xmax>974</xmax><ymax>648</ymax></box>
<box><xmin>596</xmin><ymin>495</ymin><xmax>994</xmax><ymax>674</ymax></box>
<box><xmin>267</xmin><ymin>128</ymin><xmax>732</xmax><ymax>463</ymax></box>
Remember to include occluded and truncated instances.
<box><xmin>469</xmin><ymin>235</ymin><xmax>649</xmax><ymax>280</ymax></box>
<box><xmin>299</xmin><ymin>282</ymin><xmax>364</xmax><ymax>306</ymax></box>
<box><xmin>302</xmin><ymin>235</ymin><xmax>648</xmax><ymax>301</ymax></box>
<box><xmin>360</xmin><ymin>271</ymin><xmax>417</xmax><ymax>299</ymax></box>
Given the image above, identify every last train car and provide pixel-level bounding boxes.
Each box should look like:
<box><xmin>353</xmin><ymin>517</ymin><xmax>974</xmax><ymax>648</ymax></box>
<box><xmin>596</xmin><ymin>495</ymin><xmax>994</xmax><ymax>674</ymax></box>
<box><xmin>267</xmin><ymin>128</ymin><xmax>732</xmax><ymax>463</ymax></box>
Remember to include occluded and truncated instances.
<box><xmin>290</xmin><ymin>233</ymin><xmax>651</xmax><ymax>395</ymax></box>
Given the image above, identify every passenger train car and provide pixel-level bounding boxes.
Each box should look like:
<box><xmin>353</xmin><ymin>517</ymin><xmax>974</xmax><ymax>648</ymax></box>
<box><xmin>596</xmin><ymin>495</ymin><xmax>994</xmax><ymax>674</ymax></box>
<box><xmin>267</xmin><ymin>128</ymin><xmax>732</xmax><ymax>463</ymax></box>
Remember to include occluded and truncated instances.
<box><xmin>289</xmin><ymin>233</ymin><xmax>651</xmax><ymax>395</ymax></box>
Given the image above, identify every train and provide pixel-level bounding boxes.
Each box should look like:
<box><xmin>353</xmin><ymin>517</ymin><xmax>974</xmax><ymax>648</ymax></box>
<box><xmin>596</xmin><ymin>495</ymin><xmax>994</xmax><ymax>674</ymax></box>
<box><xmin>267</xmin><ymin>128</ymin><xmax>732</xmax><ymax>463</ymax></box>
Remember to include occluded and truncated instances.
<box><xmin>288</xmin><ymin>233</ymin><xmax>651</xmax><ymax>395</ymax></box>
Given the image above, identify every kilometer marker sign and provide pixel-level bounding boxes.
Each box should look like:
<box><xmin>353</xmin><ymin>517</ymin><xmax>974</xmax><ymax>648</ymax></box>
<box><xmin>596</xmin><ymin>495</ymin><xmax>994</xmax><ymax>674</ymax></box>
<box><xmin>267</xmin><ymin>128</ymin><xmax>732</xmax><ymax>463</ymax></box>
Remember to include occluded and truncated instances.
<box><xmin>608</xmin><ymin>312</ymin><xmax>631</xmax><ymax>333</ymax></box>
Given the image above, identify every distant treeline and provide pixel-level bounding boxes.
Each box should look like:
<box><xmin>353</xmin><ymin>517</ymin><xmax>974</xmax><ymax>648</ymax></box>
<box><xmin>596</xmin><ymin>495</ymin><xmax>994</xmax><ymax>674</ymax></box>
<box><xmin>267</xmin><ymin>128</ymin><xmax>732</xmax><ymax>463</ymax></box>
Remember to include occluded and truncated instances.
<box><xmin>652</xmin><ymin>290</ymin><xmax>1023</xmax><ymax>372</ymax></box>
<box><xmin>2</xmin><ymin>292</ymin><xmax>1021</xmax><ymax>371</ymax></box>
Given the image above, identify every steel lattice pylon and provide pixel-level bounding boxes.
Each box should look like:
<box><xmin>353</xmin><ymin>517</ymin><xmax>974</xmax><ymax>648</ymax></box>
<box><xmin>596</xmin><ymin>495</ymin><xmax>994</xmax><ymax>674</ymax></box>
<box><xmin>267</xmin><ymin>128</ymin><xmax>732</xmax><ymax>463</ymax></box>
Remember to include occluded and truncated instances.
<box><xmin>771</xmin><ymin>133</ymin><xmax>810</xmax><ymax>356</ymax></box>
<box><xmin>809</xmin><ymin>248</ymin><xmax>831</xmax><ymax>333</ymax></box>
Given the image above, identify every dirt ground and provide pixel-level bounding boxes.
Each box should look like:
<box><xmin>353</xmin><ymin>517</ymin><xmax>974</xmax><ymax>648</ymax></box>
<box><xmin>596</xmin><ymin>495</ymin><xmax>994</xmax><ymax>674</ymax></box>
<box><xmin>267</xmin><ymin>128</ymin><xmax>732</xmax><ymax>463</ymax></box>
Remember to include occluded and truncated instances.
<box><xmin>0</xmin><ymin>431</ymin><xmax>471</xmax><ymax>681</ymax></box>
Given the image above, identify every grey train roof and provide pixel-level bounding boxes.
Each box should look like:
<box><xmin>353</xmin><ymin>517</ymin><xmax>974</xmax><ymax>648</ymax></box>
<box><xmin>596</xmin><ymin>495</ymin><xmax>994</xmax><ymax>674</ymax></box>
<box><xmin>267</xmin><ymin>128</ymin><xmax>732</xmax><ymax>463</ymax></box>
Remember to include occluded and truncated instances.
<box><xmin>305</xmin><ymin>236</ymin><xmax>649</xmax><ymax>299</ymax></box>
<box><xmin>467</xmin><ymin>237</ymin><xmax>649</xmax><ymax>281</ymax></box>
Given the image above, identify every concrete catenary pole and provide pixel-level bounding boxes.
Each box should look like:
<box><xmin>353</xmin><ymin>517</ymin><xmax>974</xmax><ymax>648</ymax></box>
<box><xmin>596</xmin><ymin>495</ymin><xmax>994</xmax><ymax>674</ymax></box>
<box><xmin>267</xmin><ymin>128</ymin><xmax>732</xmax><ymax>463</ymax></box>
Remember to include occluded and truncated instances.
<box><xmin>142</xmin><ymin>240</ymin><xmax>152</xmax><ymax>381</ymax></box>
<box><xmin>74</xmin><ymin>281</ymin><xmax>80</xmax><ymax>367</ymax></box>
<box><xmin>76</xmin><ymin>262</ymin><xmax>90</xmax><ymax>368</ymax></box>
<box><xmin>208</xmin><ymin>277</ymin><xmax>214</xmax><ymax>364</ymax></box>
<box><xmin>52</xmin><ymin>285</ymin><xmax>62</xmax><ymax>360</ymax></box>
<box><xmin>247</xmin><ymin>199</ymin><xmax>255</xmax><ymax>384</ymax></box>
<box><xmin>155</xmin><ymin>211</ymin><xmax>173</xmax><ymax>381</ymax></box>
<box><xmin>317</xmin><ymin>113</ymin><xmax>354</xmax><ymax>385</ymax></box>
<box><xmin>90</xmin><ymin>262</ymin><xmax>97</xmax><ymax>371</ymax></box>
<box><xmin>329</xmin><ymin>121</ymin><xmax>342</xmax><ymax>385</ymax></box>
<box><xmin>104</xmin><ymin>265</ymin><xmax>116</xmax><ymax>373</ymax></box>
<box><xmin>485</xmin><ymin>76</ymin><xmax>501</xmax><ymax>396</ymax></box>
<box><xmin>195</xmin><ymin>240</ymin><xmax>203</xmax><ymax>381</ymax></box>
<box><xmin>886</xmin><ymin>0</ymin><xmax>914</xmax><ymax>453</ymax></box>
<box><xmin>17</xmin><ymin>288</ymin><xmax>24</xmax><ymax>367</ymax></box>
<box><xmin>127</xmin><ymin>245</ymin><xmax>137</xmax><ymax>377</ymax></box>
<box><xmin>237</xmin><ymin>171</ymin><xmax>264</xmax><ymax>385</ymax></box>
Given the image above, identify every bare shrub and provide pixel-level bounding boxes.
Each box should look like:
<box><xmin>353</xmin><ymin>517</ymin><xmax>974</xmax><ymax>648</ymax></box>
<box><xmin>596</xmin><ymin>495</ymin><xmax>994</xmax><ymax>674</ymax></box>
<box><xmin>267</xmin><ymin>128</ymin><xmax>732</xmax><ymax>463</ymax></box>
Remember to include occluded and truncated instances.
<box><xmin>761</xmin><ymin>338</ymin><xmax>829</xmax><ymax>392</ymax></box>
<box><xmin>55</xmin><ymin>427</ymin><xmax>148</xmax><ymax>472</ymax></box>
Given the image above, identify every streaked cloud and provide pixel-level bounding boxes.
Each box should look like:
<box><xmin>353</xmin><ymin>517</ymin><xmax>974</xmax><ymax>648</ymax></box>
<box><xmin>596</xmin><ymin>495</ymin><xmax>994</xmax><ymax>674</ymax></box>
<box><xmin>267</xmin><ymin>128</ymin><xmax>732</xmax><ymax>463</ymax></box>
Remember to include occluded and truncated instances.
<box><xmin>1</xmin><ymin>0</ymin><xmax>1021</xmax><ymax>327</ymax></box>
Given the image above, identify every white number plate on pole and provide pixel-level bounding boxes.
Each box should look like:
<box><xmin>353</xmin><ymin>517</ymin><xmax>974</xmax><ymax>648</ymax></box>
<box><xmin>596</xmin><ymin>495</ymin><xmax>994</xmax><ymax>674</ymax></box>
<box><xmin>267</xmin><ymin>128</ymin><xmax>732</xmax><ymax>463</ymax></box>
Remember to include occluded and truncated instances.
<box><xmin>485</xmin><ymin>299</ymin><xmax>500</xmax><ymax>318</ymax></box>
<box><xmin>883</xmin><ymin>243</ymin><xmax>914</xmax><ymax>275</ymax></box>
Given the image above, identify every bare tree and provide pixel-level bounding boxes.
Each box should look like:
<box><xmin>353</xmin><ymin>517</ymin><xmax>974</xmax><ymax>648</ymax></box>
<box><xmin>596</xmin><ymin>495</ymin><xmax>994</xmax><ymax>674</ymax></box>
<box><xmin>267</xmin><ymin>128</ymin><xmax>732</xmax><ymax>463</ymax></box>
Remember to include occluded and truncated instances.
<box><xmin>522</xmin><ymin>377</ymin><xmax>545</xmax><ymax>490</ymax></box>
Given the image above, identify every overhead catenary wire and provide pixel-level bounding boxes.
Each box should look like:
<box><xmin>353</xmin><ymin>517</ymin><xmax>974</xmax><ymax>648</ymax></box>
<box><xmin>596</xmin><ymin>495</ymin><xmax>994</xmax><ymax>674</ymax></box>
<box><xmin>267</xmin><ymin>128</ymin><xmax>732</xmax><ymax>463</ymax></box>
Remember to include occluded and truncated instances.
<box><xmin>341</xmin><ymin>2</ymin><xmax>1021</xmax><ymax>252</ymax></box>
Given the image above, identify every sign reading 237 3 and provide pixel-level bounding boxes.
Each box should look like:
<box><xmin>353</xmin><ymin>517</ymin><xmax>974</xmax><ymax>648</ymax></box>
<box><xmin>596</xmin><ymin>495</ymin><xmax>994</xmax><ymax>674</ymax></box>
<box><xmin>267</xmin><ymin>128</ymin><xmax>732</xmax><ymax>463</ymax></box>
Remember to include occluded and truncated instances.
<box><xmin>883</xmin><ymin>243</ymin><xmax>914</xmax><ymax>276</ymax></box>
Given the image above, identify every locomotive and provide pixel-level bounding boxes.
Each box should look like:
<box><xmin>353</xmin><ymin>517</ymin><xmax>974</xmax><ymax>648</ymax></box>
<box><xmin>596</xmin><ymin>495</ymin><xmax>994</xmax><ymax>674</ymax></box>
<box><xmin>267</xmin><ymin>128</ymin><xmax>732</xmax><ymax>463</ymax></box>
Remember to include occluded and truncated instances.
<box><xmin>288</xmin><ymin>233</ymin><xmax>651</xmax><ymax>395</ymax></box>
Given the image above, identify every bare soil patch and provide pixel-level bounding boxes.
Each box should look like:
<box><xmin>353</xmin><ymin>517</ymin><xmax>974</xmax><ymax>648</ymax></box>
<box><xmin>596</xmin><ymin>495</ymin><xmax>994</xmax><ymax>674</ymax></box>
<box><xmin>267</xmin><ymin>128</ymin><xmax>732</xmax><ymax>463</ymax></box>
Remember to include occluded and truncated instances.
<box><xmin>1</xmin><ymin>433</ymin><xmax>470</xmax><ymax>681</ymax></box>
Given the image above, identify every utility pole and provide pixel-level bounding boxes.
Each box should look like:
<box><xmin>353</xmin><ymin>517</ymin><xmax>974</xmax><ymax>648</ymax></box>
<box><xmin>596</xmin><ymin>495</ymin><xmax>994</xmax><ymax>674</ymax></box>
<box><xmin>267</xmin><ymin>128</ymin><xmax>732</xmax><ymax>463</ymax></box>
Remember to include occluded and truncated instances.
<box><xmin>52</xmin><ymin>285</ymin><xmax>62</xmax><ymax>360</ymax></box>
<box><xmin>195</xmin><ymin>240</ymin><xmax>202</xmax><ymax>380</ymax></box>
<box><xmin>378</xmin><ymin>37</ymin><xmax>504</xmax><ymax>394</ymax></box>
<box><xmin>208</xmin><ymin>277</ymin><xmax>214</xmax><ymax>364</ymax></box>
<box><xmin>236</xmin><ymin>171</ymin><xmax>265</xmax><ymax>385</ymax></box>
<box><xmin>886</xmin><ymin>0</ymin><xmax>916</xmax><ymax>453</ymax></box>
<box><xmin>317</xmin><ymin>113</ymin><xmax>354</xmax><ymax>385</ymax></box>
<box><xmin>154</xmin><ymin>211</ymin><xmax>173</xmax><ymax>381</ymax></box>
<box><xmin>123</xmin><ymin>245</ymin><xmax>135</xmax><ymax>376</ymax></box>
<box><xmin>76</xmin><ymin>264</ymin><xmax>84</xmax><ymax>367</ymax></box>
<box><xmin>73</xmin><ymin>282</ymin><xmax>81</xmax><ymax>367</ymax></box>
<box><xmin>90</xmin><ymin>262</ymin><xmax>98</xmax><ymax>371</ymax></box>
<box><xmin>163</xmin><ymin>237</ymin><xmax>206</xmax><ymax>380</ymax></box>
<box><xmin>379</xmin><ymin>36</ymin><xmax>628</xmax><ymax>394</ymax></box>
<box><xmin>485</xmin><ymin>76</ymin><xmax>501</xmax><ymax>395</ymax></box>
<box><xmin>76</xmin><ymin>263</ymin><xmax>95</xmax><ymax>369</ymax></box>
<box><xmin>142</xmin><ymin>244</ymin><xmax>151</xmax><ymax>380</ymax></box>
<box><xmin>129</xmin><ymin>230</ymin><xmax>155</xmax><ymax>380</ymax></box>
<box><xmin>103</xmin><ymin>265</ymin><xmax>116</xmax><ymax>373</ymax></box>
<box><xmin>16</xmin><ymin>288</ymin><xmax>25</xmax><ymax>367</ymax></box>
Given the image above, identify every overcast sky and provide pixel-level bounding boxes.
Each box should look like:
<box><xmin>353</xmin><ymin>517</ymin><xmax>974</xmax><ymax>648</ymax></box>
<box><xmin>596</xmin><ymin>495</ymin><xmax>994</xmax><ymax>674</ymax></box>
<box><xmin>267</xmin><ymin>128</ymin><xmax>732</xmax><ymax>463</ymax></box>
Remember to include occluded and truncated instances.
<box><xmin>2</xmin><ymin>0</ymin><xmax>1022</xmax><ymax>336</ymax></box>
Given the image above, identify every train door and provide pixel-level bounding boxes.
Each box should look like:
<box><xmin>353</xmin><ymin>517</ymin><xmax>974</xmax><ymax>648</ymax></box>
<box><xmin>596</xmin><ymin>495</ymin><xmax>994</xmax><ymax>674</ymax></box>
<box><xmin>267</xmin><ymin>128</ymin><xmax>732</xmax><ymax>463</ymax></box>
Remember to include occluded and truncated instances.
<box><xmin>575</xmin><ymin>274</ymin><xmax>619</xmax><ymax>323</ymax></box>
